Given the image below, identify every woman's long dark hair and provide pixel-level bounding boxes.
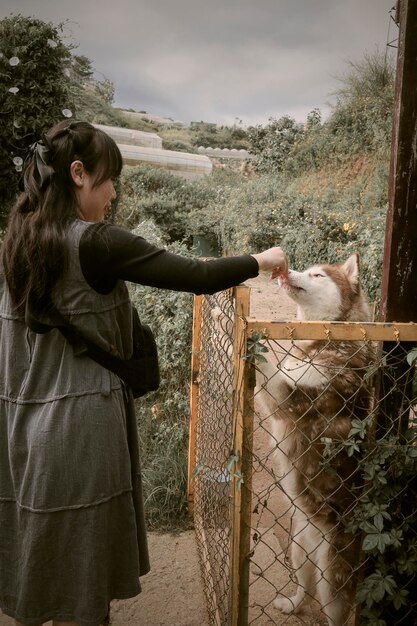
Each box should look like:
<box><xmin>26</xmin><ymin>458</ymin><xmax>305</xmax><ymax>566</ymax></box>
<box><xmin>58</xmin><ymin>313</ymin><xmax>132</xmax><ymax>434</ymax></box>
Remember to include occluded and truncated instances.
<box><xmin>1</xmin><ymin>120</ymin><xmax>122</xmax><ymax>315</ymax></box>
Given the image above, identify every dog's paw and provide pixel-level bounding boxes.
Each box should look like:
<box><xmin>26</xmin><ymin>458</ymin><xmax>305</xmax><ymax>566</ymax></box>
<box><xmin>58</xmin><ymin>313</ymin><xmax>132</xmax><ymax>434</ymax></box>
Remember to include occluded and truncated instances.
<box><xmin>273</xmin><ymin>595</ymin><xmax>298</xmax><ymax>614</ymax></box>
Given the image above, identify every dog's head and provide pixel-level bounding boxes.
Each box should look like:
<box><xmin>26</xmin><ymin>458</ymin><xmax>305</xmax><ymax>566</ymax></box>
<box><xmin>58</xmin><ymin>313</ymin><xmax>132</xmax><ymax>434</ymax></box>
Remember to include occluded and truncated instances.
<box><xmin>279</xmin><ymin>254</ymin><xmax>371</xmax><ymax>322</ymax></box>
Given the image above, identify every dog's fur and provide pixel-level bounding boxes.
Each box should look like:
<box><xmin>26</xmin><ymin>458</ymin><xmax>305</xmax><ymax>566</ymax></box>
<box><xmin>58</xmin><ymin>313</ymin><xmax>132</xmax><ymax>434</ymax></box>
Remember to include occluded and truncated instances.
<box><xmin>257</xmin><ymin>254</ymin><xmax>374</xmax><ymax>625</ymax></box>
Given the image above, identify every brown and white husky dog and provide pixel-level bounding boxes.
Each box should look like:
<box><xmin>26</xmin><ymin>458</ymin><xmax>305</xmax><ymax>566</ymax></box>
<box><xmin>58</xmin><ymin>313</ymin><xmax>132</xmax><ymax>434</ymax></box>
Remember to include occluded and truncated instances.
<box><xmin>257</xmin><ymin>254</ymin><xmax>374</xmax><ymax>626</ymax></box>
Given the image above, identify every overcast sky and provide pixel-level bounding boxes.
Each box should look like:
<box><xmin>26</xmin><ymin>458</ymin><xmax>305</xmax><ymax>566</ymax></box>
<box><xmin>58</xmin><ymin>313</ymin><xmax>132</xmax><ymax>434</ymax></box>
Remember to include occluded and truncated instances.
<box><xmin>1</xmin><ymin>0</ymin><xmax>397</xmax><ymax>126</ymax></box>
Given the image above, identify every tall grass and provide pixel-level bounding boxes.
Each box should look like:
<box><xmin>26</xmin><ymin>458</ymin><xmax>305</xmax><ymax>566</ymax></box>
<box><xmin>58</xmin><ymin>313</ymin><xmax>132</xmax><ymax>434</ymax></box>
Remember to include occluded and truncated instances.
<box><xmin>127</xmin><ymin>221</ymin><xmax>194</xmax><ymax>530</ymax></box>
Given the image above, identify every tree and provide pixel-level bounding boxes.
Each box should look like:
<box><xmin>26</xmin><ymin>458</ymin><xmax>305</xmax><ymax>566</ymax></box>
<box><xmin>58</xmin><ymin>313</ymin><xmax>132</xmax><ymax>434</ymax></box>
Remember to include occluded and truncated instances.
<box><xmin>93</xmin><ymin>77</ymin><xmax>115</xmax><ymax>104</ymax></box>
<box><xmin>247</xmin><ymin>115</ymin><xmax>302</xmax><ymax>173</ymax></box>
<box><xmin>0</xmin><ymin>14</ymin><xmax>72</xmax><ymax>228</ymax></box>
<box><xmin>70</xmin><ymin>54</ymin><xmax>94</xmax><ymax>85</ymax></box>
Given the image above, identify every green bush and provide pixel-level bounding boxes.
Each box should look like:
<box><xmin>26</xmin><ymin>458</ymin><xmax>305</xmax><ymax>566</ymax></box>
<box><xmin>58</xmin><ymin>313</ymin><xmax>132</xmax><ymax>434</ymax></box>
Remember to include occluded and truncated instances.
<box><xmin>128</xmin><ymin>221</ymin><xmax>194</xmax><ymax>529</ymax></box>
<box><xmin>189</xmin><ymin>122</ymin><xmax>250</xmax><ymax>150</ymax></box>
<box><xmin>247</xmin><ymin>51</ymin><xmax>394</xmax><ymax>178</ymax></box>
<box><xmin>71</xmin><ymin>85</ymin><xmax>128</xmax><ymax>127</ymax></box>
<box><xmin>161</xmin><ymin>139</ymin><xmax>196</xmax><ymax>153</ymax></box>
<box><xmin>247</xmin><ymin>115</ymin><xmax>303</xmax><ymax>173</ymax></box>
<box><xmin>115</xmin><ymin>153</ymin><xmax>387</xmax><ymax>307</ymax></box>
<box><xmin>0</xmin><ymin>14</ymin><xmax>72</xmax><ymax>227</ymax></box>
<box><xmin>117</xmin><ymin>165</ymin><xmax>215</xmax><ymax>242</ymax></box>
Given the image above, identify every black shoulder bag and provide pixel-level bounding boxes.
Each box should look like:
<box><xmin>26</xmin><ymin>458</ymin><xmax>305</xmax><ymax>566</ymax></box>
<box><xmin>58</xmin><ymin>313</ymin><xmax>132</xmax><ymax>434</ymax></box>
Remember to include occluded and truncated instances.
<box><xmin>26</xmin><ymin>302</ymin><xmax>160</xmax><ymax>398</ymax></box>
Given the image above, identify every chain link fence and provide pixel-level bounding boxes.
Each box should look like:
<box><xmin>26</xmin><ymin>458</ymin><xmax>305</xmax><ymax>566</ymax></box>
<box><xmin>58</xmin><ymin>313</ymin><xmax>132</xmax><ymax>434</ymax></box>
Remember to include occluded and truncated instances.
<box><xmin>189</xmin><ymin>288</ymin><xmax>417</xmax><ymax>626</ymax></box>
<box><xmin>189</xmin><ymin>289</ymin><xmax>237</xmax><ymax>626</ymax></box>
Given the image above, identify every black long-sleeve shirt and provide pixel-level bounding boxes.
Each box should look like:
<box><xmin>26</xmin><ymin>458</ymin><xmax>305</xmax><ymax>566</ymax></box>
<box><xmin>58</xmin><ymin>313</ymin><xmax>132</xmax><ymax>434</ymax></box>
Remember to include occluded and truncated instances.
<box><xmin>79</xmin><ymin>223</ymin><xmax>259</xmax><ymax>295</ymax></box>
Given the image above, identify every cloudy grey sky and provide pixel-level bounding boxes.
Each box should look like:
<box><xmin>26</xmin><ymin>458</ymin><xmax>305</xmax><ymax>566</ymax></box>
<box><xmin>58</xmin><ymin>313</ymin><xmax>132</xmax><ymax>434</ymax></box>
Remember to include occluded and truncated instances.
<box><xmin>1</xmin><ymin>0</ymin><xmax>397</xmax><ymax>126</ymax></box>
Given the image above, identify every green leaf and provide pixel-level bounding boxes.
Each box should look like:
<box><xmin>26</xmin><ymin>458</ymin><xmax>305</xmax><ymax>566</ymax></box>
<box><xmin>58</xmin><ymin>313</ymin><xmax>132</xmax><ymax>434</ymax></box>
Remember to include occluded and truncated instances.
<box><xmin>363</xmin><ymin>534</ymin><xmax>380</xmax><ymax>552</ymax></box>
<box><xmin>244</xmin><ymin>332</ymin><xmax>270</xmax><ymax>364</ymax></box>
<box><xmin>373</xmin><ymin>513</ymin><xmax>384</xmax><ymax>532</ymax></box>
<box><xmin>393</xmin><ymin>589</ymin><xmax>409</xmax><ymax>610</ymax></box>
<box><xmin>406</xmin><ymin>347</ymin><xmax>417</xmax><ymax>367</ymax></box>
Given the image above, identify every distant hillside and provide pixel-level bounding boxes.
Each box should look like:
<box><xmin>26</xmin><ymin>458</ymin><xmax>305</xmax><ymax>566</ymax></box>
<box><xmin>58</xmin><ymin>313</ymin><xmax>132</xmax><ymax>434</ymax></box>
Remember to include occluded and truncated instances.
<box><xmin>74</xmin><ymin>49</ymin><xmax>394</xmax><ymax>205</ymax></box>
<box><xmin>73</xmin><ymin>91</ymin><xmax>251</xmax><ymax>153</ymax></box>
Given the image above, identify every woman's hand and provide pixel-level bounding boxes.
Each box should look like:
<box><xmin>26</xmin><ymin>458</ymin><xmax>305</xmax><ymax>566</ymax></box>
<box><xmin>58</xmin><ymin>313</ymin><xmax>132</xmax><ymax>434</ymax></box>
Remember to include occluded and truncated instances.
<box><xmin>251</xmin><ymin>247</ymin><xmax>288</xmax><ymax>279</ymax></box>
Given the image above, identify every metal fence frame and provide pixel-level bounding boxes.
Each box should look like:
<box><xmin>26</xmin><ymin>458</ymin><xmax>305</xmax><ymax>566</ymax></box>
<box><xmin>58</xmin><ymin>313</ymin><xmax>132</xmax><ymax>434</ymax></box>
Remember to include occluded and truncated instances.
<box><xmin>188</xmin><ymin>286</ymin><xmax>417</xmax><ymax>626</ymax></box>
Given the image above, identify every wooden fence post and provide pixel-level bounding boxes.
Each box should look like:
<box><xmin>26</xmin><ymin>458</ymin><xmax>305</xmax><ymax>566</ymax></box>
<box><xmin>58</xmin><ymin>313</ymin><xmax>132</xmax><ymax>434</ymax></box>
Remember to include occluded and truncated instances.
<box><xmin>375</xmin><ymin>1</ymin><xmax>417</xmax><ymax>621</ymax></box>
<box><xmin>380</xmin><ymin>0</ymin><xmax>417</xmax><ymax>323</ymax></box>
<box><xmin>188</xmin><ymin>294</ymin><xmax>203</xmax><ymax>514</ymax></box>
<box><xmin>230</xmin><ymin>285</ymin><xmax>254</xmax><ymax>626</ymax></box>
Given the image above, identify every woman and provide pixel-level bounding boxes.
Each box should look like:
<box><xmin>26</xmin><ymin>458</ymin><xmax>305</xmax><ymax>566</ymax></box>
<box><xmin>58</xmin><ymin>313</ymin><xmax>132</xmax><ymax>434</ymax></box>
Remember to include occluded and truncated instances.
<box><xmin>0</xmin><ymin>119</ymin><xmax>287</xmax><ymax>626</ymax></box>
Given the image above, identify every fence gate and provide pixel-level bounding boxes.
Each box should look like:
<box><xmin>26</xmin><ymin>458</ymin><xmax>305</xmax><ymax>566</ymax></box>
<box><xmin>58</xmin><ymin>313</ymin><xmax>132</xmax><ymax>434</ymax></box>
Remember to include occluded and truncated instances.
<box><xmin>189</xmin><ymin>287</ymin><xmax>417</xmax><ymax>626</ymax></box>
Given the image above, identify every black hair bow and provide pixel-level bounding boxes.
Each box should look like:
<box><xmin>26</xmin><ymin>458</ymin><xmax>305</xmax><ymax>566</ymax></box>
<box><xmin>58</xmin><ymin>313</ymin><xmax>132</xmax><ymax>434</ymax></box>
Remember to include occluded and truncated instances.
<box><xmin>31</xmin><ymin>137</ymin><xmax>54</xmax><ymax>189</ymax></box>
<box><xmin>19</xmin><ymin>136</ymin><xmax>55</xmax><ymax>191</ymax></box>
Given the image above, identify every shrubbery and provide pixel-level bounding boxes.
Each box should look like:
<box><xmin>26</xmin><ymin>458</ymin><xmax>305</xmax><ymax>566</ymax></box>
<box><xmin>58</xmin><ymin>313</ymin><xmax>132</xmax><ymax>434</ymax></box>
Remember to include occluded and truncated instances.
<box><xmin>247</xmin><ymin>51</ymin><xmax>395</xmax><ymax>178</ymax></box>
<box><xmin>128</xmin><ymin>221</ymin><xmax>194</xmax><ymax>529</ymax></box>
<box><xmin>0</xmin><ymin>14</ymin><xmax>126</xmax><ymax>230</ymax></box>
<box><xmin>119</xmin><ymin>165</ymin><xmax>387</xmax><ymax>304</ymax></box>
<box><xmin>0</xmin><ymin>14</ymin><xmax>72</xmax><ymax>226</ymax></box>
<box><xmin>117</xmin><ymin>165</ymin><xmax>216</xmax><ymax>242</ymax></box>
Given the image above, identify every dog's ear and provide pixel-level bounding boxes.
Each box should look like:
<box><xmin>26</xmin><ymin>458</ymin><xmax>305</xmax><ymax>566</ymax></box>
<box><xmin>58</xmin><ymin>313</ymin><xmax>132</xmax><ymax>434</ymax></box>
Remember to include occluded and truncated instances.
<box><xmin>341</xmin><ymin>253</ymin><xmax>360</xmax><ymax>285</ymax></box>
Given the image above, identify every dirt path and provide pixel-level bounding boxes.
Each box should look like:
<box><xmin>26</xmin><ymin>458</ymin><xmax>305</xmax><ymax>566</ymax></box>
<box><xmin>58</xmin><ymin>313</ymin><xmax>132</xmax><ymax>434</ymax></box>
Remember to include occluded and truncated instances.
<box><xmin>244</xmin><ymin>272</ymin><xmax>296</xmax><ymax>320</ymax></box>
<box><xmin>0</xmin><ymin>531</ymin><xmax>209</xmax><ymax>626</ymax></box>
<box><xmin>0</xmin><ymin>274</ymin><xmax>296</xmax><ymax>626</ymax></box>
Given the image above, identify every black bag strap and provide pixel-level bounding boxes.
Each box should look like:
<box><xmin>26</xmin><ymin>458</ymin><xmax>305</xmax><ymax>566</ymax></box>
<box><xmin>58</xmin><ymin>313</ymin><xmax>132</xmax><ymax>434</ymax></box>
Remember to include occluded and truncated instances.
<box><xmin>25</xmin><ymin>299</ymin><xmax>139</xmax><ymax>381</ymax></box>
<box><xmin>25</xmin><ymin>295</ymin><xmax>160</xmax><ymax>398</ymax></box>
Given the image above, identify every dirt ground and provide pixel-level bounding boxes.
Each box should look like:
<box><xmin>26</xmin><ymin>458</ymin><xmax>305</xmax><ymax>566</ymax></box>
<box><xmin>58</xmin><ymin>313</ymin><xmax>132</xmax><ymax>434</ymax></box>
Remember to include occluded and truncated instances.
<box><xmin>244</xmin><ymin>272</ymin><xmax>296</xmax><ymax>320</ymax></box>
<box><xmin>0</xmin><ymin>273</ymin><xmax>297</xmax><ymax>626</ymax></box>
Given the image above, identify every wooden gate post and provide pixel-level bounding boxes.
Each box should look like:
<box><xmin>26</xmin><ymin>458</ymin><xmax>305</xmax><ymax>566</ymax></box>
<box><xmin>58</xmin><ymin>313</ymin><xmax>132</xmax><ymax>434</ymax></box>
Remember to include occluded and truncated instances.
<box><xmin>230</xmin><ymin>285</ymin><xmax>255</xmax><ymax>626</ymax></box>
<box><xmin>379</xmin><ymin>0</ymin><xmax>417</xmax><ymax>323</ymax></box>
<box><xmin>373</xmin><ymin>1</ymin><xmax>417</xmax><ymax>622</ymax></box>
<box><xmin>377</xmin><ymin>0</ymin><xmax>417</xmax><ymax>438</ymax></box>
<box><xmin>188</xmin><ymin>294</ymin><xmax>203</xmax><ymax>514</ymax></box>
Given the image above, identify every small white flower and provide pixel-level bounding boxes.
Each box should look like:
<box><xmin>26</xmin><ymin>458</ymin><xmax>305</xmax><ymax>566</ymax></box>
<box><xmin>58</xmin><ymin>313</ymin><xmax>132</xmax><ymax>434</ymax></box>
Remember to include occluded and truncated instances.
<box><xmin>47</xmin><ymin>39</ymin><xmax>57</xmax><ymax>48</ymax></box>
<box><xmin>62</xmin><ymin>108</ymin><xmax>73</xmax><ymax>118</ymax></box>
<box><xmin>9</xmin><ymin>56</ymin><xmax>20</xmax><ymax>66</ymax></box>
<box><xmin>13</xmin><ymin>156</ymin><xmax>23</xmax><ymax>166</ymax></box>
<box><xmin>8</xmin><ymin>87</ymin><xmax>19</xmax><ymax>94</ymax></box>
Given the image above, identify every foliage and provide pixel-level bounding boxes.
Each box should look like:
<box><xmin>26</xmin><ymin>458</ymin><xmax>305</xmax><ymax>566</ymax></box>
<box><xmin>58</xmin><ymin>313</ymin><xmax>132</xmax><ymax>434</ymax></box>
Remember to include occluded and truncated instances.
<box><xmin>67</xmin><ymin>52</ymin><xmax>117</xmax><ymax>113</ymax></box>
<box><xmin>64</xmin><ymin>50</ymin><xmax>123</xmax><ymax>125</ymax></box>
<box><xmin>115</xmin><ymin>150</ymin><xmax>387</xmax><ymax>306</ymax></box>
<box><xmin>92</xmin><ymin>77</ymin><xmax>115</xmax><ymax>104</ymax></box>
<box><xmin>117</xmin><ymin>165</ymin><xmax>216</xmax><ymax>243</ymax></box>
<box><xmin>128</xmin><ymin>221</ymin><xmax>194</xmax><ymax>529</ymax></box>
<box><xmin>178</xmin><ymin>166</ymin><xmax>387</xmax><ymax>304</ymax></box>
<box><xmin>69</xmin><ymin>54</ymin><xmax>94</xmax><ymax>84</ymax></box>
<box><xmin>333</xmin><ymin>50</ymin><xmax>396</xmax><ymax>102</ymax></box>
<box><xmin>101</xmin><ymin>114</ymin><xmax>250</xmax><ymax>152</ymax></box>
<box><xmin>247</xmin><ymin>51</ymin><xmax>395</xmax><ymax>178</ymax></box>
<box><xmin>247</xmin><ymin>115</ymin><xmax>303</xmax><ymax>173</ymax></box>
<box><xmin>189</xmin><ymin>121</ymin><xmax>250</xmax><ymax>150</ymax></box>
<box><xmin>321</xmin><ymin>351</ymin><xmax>417</xmax><ymax>625</ymax></box>
<box><xmin>0</xmin><ymin>14</ymin><xmax>72</xmax><ymax>226</ymax></box>
<box><xmin>70</xmin><ymin>84</ymin><xmax>127</xmax><ymax>127</ymax></box>
<box><xmin>161</xmin><ymin>138</ymin><xmax>196</xmax><ymax>154</ymax></box>
<box><xmin>244</xmin><ymin>331</ymin><xmax>269</xmax><ymax>364</ymax></box>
